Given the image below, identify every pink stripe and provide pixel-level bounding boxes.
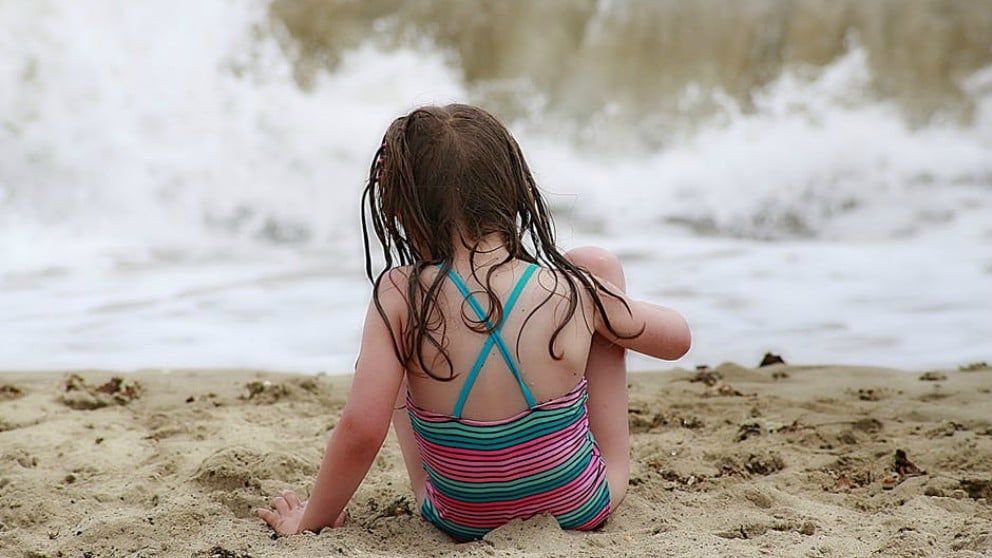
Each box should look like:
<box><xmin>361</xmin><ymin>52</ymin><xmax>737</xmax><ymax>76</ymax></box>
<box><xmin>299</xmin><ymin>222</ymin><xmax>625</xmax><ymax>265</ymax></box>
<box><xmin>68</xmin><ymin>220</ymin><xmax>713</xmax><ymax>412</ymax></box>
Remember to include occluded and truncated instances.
<box><xmin>422</xmin><ymin>439</ymin><xmax>590</xmax><ymax>483</ymax></box>
<box><xmin>422</xmin><ymin>440</ymin><xmax>581</xmax><ymax>482</ymax></box>
<box><xmin>576</xmin><ymin>505</ymin><xmax>611</xmax><ymax>530</ymax></box>
<box><xmin>414</xmin><ymin>423</ymin><xmax>584</xmax><ymax>461</ymax></box>
<box><xmin>413</xmin><ymin>415</ymin><xmax>588</xmax><ymax>461</ymax></box>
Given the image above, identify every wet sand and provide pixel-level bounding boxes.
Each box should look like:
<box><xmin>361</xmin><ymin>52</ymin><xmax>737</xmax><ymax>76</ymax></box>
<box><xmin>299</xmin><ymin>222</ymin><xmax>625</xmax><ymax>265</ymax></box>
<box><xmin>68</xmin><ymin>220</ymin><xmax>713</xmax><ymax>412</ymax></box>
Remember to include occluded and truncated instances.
<box><xmin>1</xmin><ymin>363</ymin><xmax>990</xmax><ymax>557</ymax></box>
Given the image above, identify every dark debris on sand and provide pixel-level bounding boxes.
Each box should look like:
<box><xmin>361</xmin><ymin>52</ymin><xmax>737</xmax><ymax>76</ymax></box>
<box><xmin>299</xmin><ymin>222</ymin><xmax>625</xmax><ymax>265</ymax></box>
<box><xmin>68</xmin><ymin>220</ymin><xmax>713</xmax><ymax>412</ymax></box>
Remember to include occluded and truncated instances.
<box><xmin>852</xmin><ymin>388</ymin><xmax>883</xmax><ymax>401</ymax></box>
<box><xmin>628</xmin><ymin>404</ymin><xmax>706</xmax><ymax>433</ymax></box>
<box><xmin>197</xmin><ymin>546</ymin><xmax>256</xmax><ymax>558</ymax></box>
<box><xmin>883</xmin><ymin>449</ymin><xmax>927</xmax><ymax>490</ymax></box>
<box><xmin>892</xmin><ymin>449</ymin><xmax>926</xmax><ymax>477</ymax></box>
<box><xmin>690</xmin><ymin>366</ymin><xmax>722</xmax><ymax>386</ymax></box>
<box><xmin>240</xmin><ymin>377</ymin><xmax>330</xmax><ymax>405</ymax></box>
<box><xmin>686</xmin><ymin>365</ymin><xmax>752</xmax><ymax>396</ymax></box>
<box><xmin>715</xmin><ymin>452</ymin><xmax>785</xmax><ymax>477</ymax></box>
<box><xmin>758</xmin><ymin>352</ymin><xmax>786</xmax><ymax>367</ymax></box>
<box><xmin>735</xmin><ymin>422</ymin><xmax>764</xmax><ymax>442</ymax></box>
<box><xmin>705</xmin><ymin>383</ymin><xmax>746</xmax><ymax>397</ymax></box>
<box><xmin>0</xmin><ymin>384</ymin><xmax>23</xmax><ymax>400</ymax></box>
<box><xmin>366</xmin><ymin>495</ymin><xmax>416</xmax><ymax>523</ymax></box>
<box><xmin>59</xmin><ymin>374</ymin><xmax>142</xmax><ymax>410</ymax></box>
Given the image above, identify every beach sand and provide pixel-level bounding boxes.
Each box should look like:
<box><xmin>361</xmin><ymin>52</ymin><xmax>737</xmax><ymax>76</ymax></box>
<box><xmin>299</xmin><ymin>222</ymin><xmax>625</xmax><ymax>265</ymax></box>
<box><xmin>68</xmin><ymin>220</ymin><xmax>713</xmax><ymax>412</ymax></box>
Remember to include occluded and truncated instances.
<box><xmin>1</xmin><ymin>363</ymin><xmax>990</xmax><ymax>558</ymax></box>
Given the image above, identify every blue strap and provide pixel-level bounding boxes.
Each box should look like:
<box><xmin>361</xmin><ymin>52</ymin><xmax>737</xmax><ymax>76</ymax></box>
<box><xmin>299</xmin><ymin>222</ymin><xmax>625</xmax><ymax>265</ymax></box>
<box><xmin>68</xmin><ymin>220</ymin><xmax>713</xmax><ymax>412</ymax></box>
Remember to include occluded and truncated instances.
<box><xmin>447</xmin><ymin>263</ymin><xmax>538</xmax><ymax>417</ymax></box>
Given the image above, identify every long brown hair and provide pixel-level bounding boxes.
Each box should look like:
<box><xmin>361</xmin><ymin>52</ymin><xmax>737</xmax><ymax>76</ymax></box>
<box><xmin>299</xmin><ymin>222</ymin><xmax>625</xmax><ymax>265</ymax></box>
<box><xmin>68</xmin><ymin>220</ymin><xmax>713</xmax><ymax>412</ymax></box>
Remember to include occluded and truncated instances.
<box><xmin>362</xmin><ymin>104</ymin><xmax>630</xmax><ymax>380</ymax></box>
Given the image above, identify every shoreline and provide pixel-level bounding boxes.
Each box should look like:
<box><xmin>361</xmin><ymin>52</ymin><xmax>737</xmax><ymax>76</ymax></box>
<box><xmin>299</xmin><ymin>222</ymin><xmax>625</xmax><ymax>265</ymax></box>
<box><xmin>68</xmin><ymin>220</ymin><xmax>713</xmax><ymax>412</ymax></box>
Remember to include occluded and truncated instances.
<box><xmin>2</xmin><ymin>358</ymin><xmax>984</xmax><ymax>376</ymax></box>
<box><xmin>2</xmin><ymin>364</ymin><xmax>990</xmax><ymax>557</ymax></box>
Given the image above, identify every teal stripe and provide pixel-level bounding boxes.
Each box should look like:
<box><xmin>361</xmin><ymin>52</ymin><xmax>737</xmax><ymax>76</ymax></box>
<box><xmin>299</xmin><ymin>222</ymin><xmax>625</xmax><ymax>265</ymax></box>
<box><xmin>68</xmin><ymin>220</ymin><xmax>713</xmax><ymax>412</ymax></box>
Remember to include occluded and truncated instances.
<box><xmin>411</xmin><ymin>403</ymin><xmax>585</xmax><ymax>439</ymax></box>
<box><xmin>412</xmin><ymin>388</ymin><xmax>586</xmax><ymax>427</ymax></box>
<box><xmin>415</xmin><ymin>426</ymin><xmax>569</xmax><ymax>450</ymax></box>
<box><xmin>415</xmin><ymin>398</ymin><xmax>585</xmax><ymax>431</ymax></box>
<box><xmin>411</xmin><ymin>413</ymin><xmax>583</xmax><ymax>450</ymax></box>
<box><xmin>419</xmin><ymin>394</ymin><xmax>586</xmax><ymax>429</ymax></box>
<box><xmin>411</xmin><ymin>407</ymin><xmax>581</xmax><ymax>438</ymax></box>
<box><xmin>420</xmin><ymin>499</ymin><xmax>487</xmax><ymax>541</ymax></box>
<box><xmin>556</xmin><ymin>480</ymin><xmax>610</xmax><ymax>527</ymax></box>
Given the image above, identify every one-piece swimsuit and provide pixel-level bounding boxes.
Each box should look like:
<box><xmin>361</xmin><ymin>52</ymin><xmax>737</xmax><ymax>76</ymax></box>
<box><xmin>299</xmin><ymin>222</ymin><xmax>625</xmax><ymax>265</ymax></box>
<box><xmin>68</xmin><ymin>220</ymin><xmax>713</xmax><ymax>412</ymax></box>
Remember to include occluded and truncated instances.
<box><xmin>407</xmin><ymin>263</ymin><xmax>611</xmax><ymax>541</ymax></box>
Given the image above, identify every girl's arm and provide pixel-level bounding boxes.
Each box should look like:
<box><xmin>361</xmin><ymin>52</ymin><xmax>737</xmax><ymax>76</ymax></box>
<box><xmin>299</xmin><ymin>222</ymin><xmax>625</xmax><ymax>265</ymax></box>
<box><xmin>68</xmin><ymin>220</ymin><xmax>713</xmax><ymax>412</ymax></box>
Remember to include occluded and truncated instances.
<box><xmin>592</xmin><ymin>279</ymin><xmax>691</xmax><ymax>361</ymax></box>
<box><xmin>258</xmin><ymin>275</ymin><xmax>406</xmax><ymax>534</ymax></box>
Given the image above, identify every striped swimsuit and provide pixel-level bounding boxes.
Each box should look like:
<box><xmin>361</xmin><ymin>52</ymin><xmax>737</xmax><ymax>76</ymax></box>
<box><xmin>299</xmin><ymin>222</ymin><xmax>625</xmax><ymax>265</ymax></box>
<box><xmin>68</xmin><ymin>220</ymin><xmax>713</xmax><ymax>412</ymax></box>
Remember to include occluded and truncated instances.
<box><xmin>407</xmin><ymin>263</ymin><xmax>612</xmax><ymax>541</ymax></box>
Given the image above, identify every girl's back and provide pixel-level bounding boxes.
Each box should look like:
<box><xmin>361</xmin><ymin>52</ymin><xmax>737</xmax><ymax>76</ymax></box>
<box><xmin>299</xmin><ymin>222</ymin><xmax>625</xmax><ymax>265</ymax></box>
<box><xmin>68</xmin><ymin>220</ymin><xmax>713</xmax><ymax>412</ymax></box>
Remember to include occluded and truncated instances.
<box><xmin>405</xmin><ymin>257</ymin><xmax>595</xmax><ymax>421</ymax></box>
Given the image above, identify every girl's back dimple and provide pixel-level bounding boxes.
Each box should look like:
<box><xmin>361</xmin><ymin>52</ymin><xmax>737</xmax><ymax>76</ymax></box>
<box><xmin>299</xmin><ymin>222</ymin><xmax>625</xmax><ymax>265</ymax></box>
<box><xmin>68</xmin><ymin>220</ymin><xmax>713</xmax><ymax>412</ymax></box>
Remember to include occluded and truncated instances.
<box><xmin>405</xmin><ymin>261</ymin><xmax>595</xmax><ymax>422</ymax></box>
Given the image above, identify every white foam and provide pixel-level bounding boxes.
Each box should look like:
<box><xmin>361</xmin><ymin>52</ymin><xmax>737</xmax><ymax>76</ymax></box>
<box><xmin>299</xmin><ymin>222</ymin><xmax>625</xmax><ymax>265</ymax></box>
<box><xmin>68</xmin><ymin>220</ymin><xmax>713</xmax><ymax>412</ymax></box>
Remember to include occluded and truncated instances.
<box><xmin>1</xmin><ymin>1</ymin><xmax>466</xmax><ymax>273</ymax></box>
<box><xmin>525</xmin><ymin>49</ymin><xmax>992</xmax><ymax>242</ymax></box>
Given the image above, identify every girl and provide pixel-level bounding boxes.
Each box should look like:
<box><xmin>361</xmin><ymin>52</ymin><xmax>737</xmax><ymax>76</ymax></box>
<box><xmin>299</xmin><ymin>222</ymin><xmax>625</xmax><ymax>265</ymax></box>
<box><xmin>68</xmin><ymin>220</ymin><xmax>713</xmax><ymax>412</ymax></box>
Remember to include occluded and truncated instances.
<box><xmin>257</xmin><ymin>104</ymin><xmax>690</xmax><ymax>541</ymax></box>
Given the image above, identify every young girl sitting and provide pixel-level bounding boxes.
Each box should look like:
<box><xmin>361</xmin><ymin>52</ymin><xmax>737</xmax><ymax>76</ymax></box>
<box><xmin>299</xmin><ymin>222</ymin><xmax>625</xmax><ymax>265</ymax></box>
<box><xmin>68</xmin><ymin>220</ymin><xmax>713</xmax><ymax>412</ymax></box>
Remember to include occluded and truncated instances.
<box><xmin>257</xmin><ymin>104</ymin><xmax>691</xmax><ymax>541</ymax></box>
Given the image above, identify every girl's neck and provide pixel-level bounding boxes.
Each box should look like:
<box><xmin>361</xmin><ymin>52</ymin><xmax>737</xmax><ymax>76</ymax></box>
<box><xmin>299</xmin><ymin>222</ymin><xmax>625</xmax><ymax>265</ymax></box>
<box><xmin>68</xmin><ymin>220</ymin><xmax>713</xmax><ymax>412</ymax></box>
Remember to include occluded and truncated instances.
<box><xmin>451</xmin><ymin>232</ymin><xmax>513</xmax><ymax>269</ymax></box>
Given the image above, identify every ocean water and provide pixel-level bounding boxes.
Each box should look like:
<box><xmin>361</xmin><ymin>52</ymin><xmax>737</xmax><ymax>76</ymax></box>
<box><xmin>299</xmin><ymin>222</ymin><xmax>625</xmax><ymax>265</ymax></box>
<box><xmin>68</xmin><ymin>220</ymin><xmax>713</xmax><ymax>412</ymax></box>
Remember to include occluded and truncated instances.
<box><xmin>2</xmin><ymin>1</ymin><xmax>991</xmax><ymax>373</ymax></box>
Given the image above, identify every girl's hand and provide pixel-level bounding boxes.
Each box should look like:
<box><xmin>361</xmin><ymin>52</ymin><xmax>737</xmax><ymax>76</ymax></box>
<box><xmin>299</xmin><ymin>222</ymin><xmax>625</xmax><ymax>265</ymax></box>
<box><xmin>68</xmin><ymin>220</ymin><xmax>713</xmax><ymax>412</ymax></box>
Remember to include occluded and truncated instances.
<box><xmin>257</xmin><ymin>489</ymin><xmax>308</xmax><ymax>535</ymax></box>
<box><xmin>256</xmin><ymin>489</ymin><xmax>347</xmax><ymax>535</ymax></box>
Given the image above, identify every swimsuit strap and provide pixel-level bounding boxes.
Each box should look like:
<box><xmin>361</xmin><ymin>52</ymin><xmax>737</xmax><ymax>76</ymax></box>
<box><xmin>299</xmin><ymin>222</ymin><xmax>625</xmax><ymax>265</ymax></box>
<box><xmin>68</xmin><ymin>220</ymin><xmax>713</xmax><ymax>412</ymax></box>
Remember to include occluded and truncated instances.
<box><xmin>446</xmin><ymin>263</ymin><xmax>539</xmax><ymax>418</ymax></box>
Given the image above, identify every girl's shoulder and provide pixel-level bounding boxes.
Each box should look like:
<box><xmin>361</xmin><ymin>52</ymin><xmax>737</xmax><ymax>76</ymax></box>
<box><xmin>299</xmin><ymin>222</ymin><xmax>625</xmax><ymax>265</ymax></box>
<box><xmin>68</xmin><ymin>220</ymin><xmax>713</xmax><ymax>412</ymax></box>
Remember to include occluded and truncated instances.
<box><xmin>532</xmin><ymin>264</ymin><xmax>597</xmax><ymax>297</ymax></box>
<box><xmin>527</xmin><ymin>265</ymin><xmax>600</xmax><ymax>328</ymax></box>
<box><xmin>371</xmin><ymin>264</ymin><xmax>445</xmax><ymax>319</ymax></box>
<box><xmin>371</xmin><ymin>266</ymin><xmax>416</xmax><ymax>328</ymax></box>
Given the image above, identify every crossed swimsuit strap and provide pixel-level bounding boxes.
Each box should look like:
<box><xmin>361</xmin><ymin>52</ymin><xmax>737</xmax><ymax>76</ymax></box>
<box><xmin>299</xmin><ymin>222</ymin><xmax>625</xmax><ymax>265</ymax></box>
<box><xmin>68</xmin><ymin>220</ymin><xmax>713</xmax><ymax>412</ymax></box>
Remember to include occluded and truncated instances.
<box><xmin>445</xmin><ymin>263</ymin><xmax>539</xmax><ymax>418</ymax></box>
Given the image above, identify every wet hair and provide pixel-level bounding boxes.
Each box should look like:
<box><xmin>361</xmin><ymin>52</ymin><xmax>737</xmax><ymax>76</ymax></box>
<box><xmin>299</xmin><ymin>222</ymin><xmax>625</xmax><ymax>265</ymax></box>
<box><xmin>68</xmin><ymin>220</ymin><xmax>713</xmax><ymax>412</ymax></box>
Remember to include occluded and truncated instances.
<box><xmin>362</xmin><ymin>104</ymin><xmax>630</xmax><ymax>380</ymax></box>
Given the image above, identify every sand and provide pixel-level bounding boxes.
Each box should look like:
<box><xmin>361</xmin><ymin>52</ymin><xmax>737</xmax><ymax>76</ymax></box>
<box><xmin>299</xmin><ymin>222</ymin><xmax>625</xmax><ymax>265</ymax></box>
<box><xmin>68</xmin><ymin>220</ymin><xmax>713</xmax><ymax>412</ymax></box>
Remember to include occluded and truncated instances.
<box><xmin>1</xmin><ymin>363</ymin><xmax>990</xmax><ymax>558</ymax></box>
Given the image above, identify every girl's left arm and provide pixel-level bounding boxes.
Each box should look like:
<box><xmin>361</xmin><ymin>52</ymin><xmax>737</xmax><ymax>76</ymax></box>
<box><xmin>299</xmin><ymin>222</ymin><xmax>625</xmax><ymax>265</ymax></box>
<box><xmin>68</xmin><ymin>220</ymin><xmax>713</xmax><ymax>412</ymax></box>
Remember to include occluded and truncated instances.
<box><xmin>258</xmin><ymin>278</ymin><xmax>406</xmax><ymax>534</ymax></box>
